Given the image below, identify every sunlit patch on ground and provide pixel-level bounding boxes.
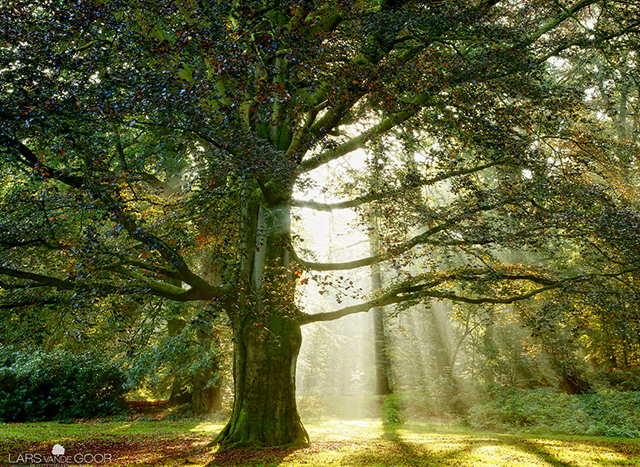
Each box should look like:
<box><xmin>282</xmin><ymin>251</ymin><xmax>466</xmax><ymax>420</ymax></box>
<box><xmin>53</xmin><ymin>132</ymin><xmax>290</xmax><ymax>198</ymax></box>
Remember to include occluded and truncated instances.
<box><xmin>190</xmin><ymin>423</ymin><xmax>226</xmax><ymax>434</ymax></box>
<box><xmin>112</xmin><ymin>423</ymin><xmax>133</xmax><ymax>431</ymax></box>
<box><xmin>307</xmin><ymin>420</ymin><xmax>384</xmax><ymax>442</ymax></box>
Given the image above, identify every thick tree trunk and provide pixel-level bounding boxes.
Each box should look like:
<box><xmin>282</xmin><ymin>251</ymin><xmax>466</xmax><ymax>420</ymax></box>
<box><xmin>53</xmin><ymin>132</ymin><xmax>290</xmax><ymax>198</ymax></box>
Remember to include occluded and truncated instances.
<box><xmin>215</xmin><ymin>196</ymin><xmax>309</xmax><ymax>448</ymax></box>
<box><xmin>215</xmin><ymin>316</ymin><xmax>309</xmax><ymax>448</ymax></box>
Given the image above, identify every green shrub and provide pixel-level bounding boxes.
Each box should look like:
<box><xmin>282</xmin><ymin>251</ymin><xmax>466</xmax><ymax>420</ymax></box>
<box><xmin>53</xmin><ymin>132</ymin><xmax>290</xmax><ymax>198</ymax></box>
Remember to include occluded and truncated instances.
<box><xmin>381</xmin><ymin>393</ymin><xmax>404</xmax><ymax>425</ymax></box>
<box><xmin>588</xmin><ymin>367</ymin><xmax>640</xmax><ymax>391</ymax></box>
<box><xmin>468</xmin><ymin>387</ymin><xmax>640</xmax><ymax>438</ymax></box>
<box><xmin>0</xmin><ymin>348</ymin><xmax>126</xmax><ymax>422</ymax></box>
<box><xmin>579</xmin><ymin>390</ymin><xmax>640</xmax><ymax>437</ymax></box>
<box><xmin>296</xmin><ymin>396</ymin><xmax>325</xmax><ymax>420</ymax></box>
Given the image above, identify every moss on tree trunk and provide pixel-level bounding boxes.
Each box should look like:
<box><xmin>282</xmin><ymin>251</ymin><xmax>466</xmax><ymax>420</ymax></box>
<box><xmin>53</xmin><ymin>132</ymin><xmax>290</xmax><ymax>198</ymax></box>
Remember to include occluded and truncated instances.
<box><xmin>215</xmin><ymin>316</ymin><xmax>309</xmax><ymax>448</ymax></box>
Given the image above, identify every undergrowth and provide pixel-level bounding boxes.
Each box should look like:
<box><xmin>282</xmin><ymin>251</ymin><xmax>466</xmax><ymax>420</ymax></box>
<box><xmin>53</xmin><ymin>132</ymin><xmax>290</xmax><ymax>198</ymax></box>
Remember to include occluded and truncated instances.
<box><xmin>467</xmin><ymin>387</ymin><xmax>640</xmax><ymax>437</ymax></box>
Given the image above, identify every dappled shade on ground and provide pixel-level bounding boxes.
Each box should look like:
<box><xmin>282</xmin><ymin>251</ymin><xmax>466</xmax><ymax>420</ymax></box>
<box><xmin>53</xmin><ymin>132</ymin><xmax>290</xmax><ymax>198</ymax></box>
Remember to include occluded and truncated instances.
<box><xmin>3</xmin><ymin>419</ymin><xmax>640</xmax><ymax>466</ymax></box>
<box><xmin>3</xmin><ymin>437</ymin><xmax>211</xmax><ymax>466</ymax></box>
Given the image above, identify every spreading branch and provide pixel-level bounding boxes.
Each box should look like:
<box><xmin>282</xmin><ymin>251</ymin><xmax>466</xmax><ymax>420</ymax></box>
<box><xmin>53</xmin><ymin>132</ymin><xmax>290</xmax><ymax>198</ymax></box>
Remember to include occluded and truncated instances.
<box><xmin>1</xmin><ymin>136</ymin><xmax>222</xmax><ymax>298</ymax></box>
<box><xmin>299</xmin><ymin>92</ymin><xmax>433</xmax><ymax>173</ymax></box>
<box><xmin>298</xmin><ymin>267</ymin><xmax>640</xmax><ymax>325</ymax></box>
<box><xmin>296</xmin><ymin>201</ymin><xmax>502</xmax><ymax>271</ymax></box>
<box><xmin>0</xmin><ymin>264</ymin><xmax>231</xmax><ymax>302</ymax></box>
<box><xmin>0</xmin><ymin>266</ymin><xmax>75</xmax><ymax>291</ymax></box>
<box><xmin>292</xmin><ymin>161</ymin><xmax>503</xmax><ymax>211</ymax></box>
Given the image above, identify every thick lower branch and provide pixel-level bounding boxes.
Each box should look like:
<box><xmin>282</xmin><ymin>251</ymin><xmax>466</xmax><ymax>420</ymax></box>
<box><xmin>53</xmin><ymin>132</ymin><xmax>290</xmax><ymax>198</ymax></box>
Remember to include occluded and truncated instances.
<box><xmin>111</xmin><ymin>266</ymin><xmax>214</xmax><ymax>300</ymax></box>
<box><xmin>0</xmin><ymin>265</ymin><xmax>231</xmax><ymax>303</ymax></box>
<box><xmin>0</xmin><ymin>266</ymin><xmax>75</xmax><ymax>290</ymax></box>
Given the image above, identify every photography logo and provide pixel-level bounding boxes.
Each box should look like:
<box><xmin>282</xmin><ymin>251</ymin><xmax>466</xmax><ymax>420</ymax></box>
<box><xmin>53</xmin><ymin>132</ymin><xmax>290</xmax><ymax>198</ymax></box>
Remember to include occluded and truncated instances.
<box><xmin>8</xmin><ymin>444</ymin><xmax>113</xmax><ymax>465</ymax></box>
<box><xmin>51</xmin><ymin>445</ymin><xmax>65</xmax><ymax>456</ymax></box>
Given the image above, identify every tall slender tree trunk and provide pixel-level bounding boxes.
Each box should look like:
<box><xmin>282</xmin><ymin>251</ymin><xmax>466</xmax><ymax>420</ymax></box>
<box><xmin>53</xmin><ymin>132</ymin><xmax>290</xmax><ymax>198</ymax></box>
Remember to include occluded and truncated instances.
<box><xmin>370</xmin><ymin>210</ymin><xmax>392</xmax><ymax>396</ymax></box>
<box><xmin>408</xmin><ymin>307</ymin><xmax>429</xmax><ymax>386</ymax></box>
<box><xmin>191</xmin><ymin>329</ymin><xmax>223</xmax><ymax>413</ymax></box>
<box><xmin>371</xmin><ymin>256</ymin><xmax>391</xmax><ymax>395</ymax></box>
<box><xmin>618</xmin><ymin>78</ymin><xmax>629</xmax><ymax>141</ymax></box>
<box><xmin>215</xmin><ymin>194</ymin><xmax>309</xmax><ymax>448</ymax></box>
<box><xmin>168</xmin><ymin>318</ymin><xmax>191</xmax><ymax>405</ymax></box>
<box><xmin>482</xmin><ymin>324</ymin><xmax>497</xmax><ymax>387</ymax></box>
<box><xmin>430</xmin><ymin>301</ymin><xmax>453</xmax><ymax>379</ymax></box>
<box><xmin>372</xmin><ymin>307</ymin><xmax>392</xmax><ymax>395</ymax></box>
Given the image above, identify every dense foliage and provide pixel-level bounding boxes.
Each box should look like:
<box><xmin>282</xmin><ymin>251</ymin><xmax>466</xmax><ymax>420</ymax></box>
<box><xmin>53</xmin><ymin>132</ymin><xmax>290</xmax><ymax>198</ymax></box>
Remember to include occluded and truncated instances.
<box><xmin>0</xmin><ymin>348</ymin><xmax>126</xmax><ymax>422</ymax></box>
<box><xmin>2</xmin><ymin>0</ymin><xmax>640</xmax><ymax>448</ymax></box>
<box><xmin>126</xmin><ymin>301</ymin><xmax>231</xmax><ymax>413</ymax></box>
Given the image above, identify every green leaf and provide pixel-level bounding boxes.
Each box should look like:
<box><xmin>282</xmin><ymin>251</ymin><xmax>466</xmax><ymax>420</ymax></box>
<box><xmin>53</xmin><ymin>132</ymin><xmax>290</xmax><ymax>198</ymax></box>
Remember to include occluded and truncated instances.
<box><xmin>149</xmin><ymin>27</ymin><xmax>169</xmax><ymax>43</ymax></box>
<box><xmin>178</xmin><ymin>65</ymin><xmax>194</xmax><ymax>82</ymax></box>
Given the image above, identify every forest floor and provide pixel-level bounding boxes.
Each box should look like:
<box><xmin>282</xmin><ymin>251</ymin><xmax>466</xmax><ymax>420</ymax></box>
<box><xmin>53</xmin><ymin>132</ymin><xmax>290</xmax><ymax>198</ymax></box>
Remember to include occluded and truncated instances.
<box><xmin>1</xmin><ymin>402</ymin><xmax>640</xmax><ymax>467</ymax></box>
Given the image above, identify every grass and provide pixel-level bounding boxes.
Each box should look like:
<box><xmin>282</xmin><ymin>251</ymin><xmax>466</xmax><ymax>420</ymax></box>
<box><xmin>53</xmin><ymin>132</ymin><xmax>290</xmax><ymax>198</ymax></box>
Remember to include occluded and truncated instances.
<box><xmin>2</xmin><ymin>418</ymin><xmax>640</xmax><ymax>466</ymax></box>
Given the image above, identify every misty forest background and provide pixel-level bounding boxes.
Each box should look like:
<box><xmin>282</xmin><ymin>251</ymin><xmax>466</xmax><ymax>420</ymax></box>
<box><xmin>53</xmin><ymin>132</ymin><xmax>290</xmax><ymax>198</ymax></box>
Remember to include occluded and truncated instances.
<box><xmin>2</xmin><ymin>0</ymin><xmax>640</xmax><ymax>445</ymax></box>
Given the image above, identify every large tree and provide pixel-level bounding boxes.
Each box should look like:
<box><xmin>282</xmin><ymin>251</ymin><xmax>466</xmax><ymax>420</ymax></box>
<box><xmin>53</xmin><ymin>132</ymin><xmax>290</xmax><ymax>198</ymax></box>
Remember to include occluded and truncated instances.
<box><xmin>2</xmin><ymin>0</ymin><xmax>640</xmax><ymax>448</ymax></box>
